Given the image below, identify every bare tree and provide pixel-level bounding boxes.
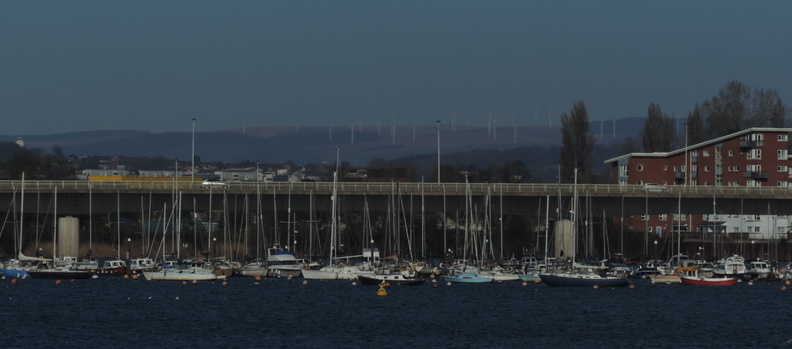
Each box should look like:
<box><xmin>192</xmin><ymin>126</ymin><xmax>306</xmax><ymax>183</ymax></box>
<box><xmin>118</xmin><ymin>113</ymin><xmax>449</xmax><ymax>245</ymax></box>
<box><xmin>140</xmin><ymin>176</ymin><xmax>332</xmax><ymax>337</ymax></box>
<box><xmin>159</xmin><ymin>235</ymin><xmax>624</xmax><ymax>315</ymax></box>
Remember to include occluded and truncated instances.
<box><xmin>702</xmin><ymin>80</ymin><xmax>789</xmax><ymax>138</ymax></box>
<box><xmin>640</xmin><ymin>102</ymin><xmax>676</xmax><ymax>152</ymax></box>
<box><xmin>560</xmin><ymin>101</ymin><xmax>595</xmax><ymax>183</ymax></box>
<box><xmin>685</xmin><ymin>104</ymin><xmax>706</xmax><ymax>145</ymax></box>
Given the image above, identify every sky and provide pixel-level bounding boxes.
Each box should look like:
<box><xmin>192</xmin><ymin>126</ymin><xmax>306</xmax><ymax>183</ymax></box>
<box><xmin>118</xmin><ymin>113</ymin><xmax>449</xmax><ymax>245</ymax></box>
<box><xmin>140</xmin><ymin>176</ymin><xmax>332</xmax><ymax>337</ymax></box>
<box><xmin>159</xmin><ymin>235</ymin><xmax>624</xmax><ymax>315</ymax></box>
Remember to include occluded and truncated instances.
<box><xmin>1</xmin><ymin>1</ymin><xmax>790</xmax><ymax>135</ymax></box>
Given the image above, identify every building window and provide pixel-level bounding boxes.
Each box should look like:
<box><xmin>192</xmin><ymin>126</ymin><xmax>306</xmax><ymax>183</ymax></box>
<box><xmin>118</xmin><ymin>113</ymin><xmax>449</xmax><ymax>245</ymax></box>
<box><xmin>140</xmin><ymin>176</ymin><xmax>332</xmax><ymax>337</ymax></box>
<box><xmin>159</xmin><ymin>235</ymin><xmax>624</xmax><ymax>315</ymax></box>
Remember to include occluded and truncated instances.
<box><xmin>778</xmin><ymin>149</ymin><xmax>788</xmax><ymax>159</ymax></box>
<box><xmin>728</xmin><ymin>150</ymin><xmax>734</xmax><ymax>156</ymax></box>
<box><xmin>641</xmin><ymin>215</ymin><xmax>648</xmax><ymax>221</ymax></box>
<box><xmin>663</xmin><ymin>165</ymin><xmax>667</xmax><ymax>171</ymax></box>
<box><xmin>703</xmin><ymin>150</ymin><xmax>710</xmax><ymax>157</ymax></box>
<box><xmin>619</xmin><ymin>164</ymin><xmax>628</xmax><ymax>177</ymax></box>
<box><xmin>729</xmin><ymin>181</ymin><xmax>740</xmax><ymax>186</ymax></box>
<box><xmin>779</xmin><ymin>135</ymin><xmax>788</xmax><ymax>141</ymax></box>
<box><xmin>704</xmin><ymin>166</ymin><xmax>710</xmax><ymax>172</ymax></box>
<box><xmin>748</xmin><ymin>149</ymin><xmax>762</xmax><ymax>160</ymax></box>
<box><xmin>673</xmin><ymin>166</ymin><xmax>678</xmax><ymax>172</ymax></box>
<box><xmin>778</xmin><ymin>181</ymin><xmax>788</xmax><ymax>187</ymax></box>
<box><xmin>648</xmin><ymin>226</ymin><xmax>653</xmax><ymax>233</ymax></box>
<box><xmin>636</xmin><ymin>164</ymin><xmax>644</xmax><ymax>172</ymax></box>
<box><xmin>747</xmin><ymin>180</ymin><xmax>761</xmax><ymax>187</ymax></box>
<box><xmin>659</xmin><ymin>214</ymin><xmax>667</xmax><ymax>221</ymax></box>
<box><xmin>691</xmin><ymin>180</ymin><xmax>698</xmax><ymax>185</ymax></box>
<box><xmin>778</xmin><ymin>166</ymin><xmax>788</xmax><ymax>172</ymax></box>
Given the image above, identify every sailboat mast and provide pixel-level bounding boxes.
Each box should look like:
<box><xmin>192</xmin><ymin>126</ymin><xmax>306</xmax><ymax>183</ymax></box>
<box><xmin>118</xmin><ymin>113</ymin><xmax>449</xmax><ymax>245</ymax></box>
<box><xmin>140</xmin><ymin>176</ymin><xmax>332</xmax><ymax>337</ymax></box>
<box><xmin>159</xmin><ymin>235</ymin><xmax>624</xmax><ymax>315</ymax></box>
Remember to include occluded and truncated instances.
<box><xmin>117</xmin><ymin>190</ymin><xmax>121</xmax><ymax>260</ymax></box>
<box><xmin>19</xmin><ymin>173</ymin><xmax>24</xmax><ymax>258</ymax></box>
<box><xmin>544</xmin><ymin>195</ymin><xmax>549</xmax><ymax>265</ymax></box>
<box><xmin>572</xmin><ymin>168</ymin><xmax>578</xmax><ymax>266</ymax></box>
<box><xmin>53</xmin><ymin>186</ymin><xmax>58</xmax><ymax>261</ymax></box>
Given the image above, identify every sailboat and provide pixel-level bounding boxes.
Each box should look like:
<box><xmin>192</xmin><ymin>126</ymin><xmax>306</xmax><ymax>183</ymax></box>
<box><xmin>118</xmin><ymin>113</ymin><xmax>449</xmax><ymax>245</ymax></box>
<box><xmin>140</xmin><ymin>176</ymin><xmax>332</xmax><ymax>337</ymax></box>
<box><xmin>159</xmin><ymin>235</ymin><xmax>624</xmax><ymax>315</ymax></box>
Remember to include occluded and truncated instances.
<box><xmin>27</xmin><ymin>186</ymin><xmax>92</xmax><ymax>279</ymax></box>
<box><xmin>0</xmin><ymin>175</ymin><xmax>38</xmax><ymax>278</ymax></box>
<box><xmin>302</xmin><ymin>150</ymin><xmax>375</xmax><ymax>280</ymax></box>
<box><xmin>538</xmin><ymin>170</ymin><xmax>629</xmax><ymax>287</ymax></box>
<box><xmin>143</xmin><ymin>192</ymin><xmax>224</xmax><ymax>281</ymax></box>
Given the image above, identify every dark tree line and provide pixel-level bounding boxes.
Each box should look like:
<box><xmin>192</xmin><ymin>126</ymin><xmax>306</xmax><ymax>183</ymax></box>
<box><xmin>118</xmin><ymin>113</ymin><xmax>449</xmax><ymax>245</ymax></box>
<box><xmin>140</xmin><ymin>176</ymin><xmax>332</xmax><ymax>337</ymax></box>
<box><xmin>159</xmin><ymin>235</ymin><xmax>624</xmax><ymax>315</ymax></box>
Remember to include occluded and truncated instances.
<box><xmin>640</xmin><ymin>80</ymin><xmax>789</xmax><ymax>152</ymax></box>
<box><xmin>0</xmin><ymin>144</ymin><xmax>74</xmax><ymax>180</ymax></box>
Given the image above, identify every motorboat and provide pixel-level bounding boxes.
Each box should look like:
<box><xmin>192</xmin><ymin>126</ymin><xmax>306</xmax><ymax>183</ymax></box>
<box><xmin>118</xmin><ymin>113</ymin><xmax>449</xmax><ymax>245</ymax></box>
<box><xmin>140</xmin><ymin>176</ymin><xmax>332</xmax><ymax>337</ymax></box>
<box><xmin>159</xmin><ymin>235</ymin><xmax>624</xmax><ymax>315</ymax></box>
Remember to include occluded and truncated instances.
<box><xmin>746</xmin><ymin>260</ymin><xmax>772</xmax><ymax>280</ymax></box>
<box><xmin>679</xmin><ymin>267</ymin><xmax>737</xmax><ymax>286</ymax></box>
<box><xmin>713</xmin><ymin>255</ymin><xmax>749</xmax><ymax>280</ymax></box>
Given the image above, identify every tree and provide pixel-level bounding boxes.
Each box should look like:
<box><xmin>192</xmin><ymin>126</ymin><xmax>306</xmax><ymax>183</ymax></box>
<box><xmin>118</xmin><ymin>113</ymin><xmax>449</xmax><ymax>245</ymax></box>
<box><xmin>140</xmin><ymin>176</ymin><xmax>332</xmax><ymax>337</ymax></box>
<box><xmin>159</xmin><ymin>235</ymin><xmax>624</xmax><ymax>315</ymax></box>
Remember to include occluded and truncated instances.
<box><xmin>702</xmin><ymin>80</ymin><xmax>790</xmax><ymax>138</ymax></box>
<box><xmin>703</xmin><ymin>80</ymin><xmax>749</xmax><ymax>137</ymax></box>
<box><xmin>685</xmin><ymin>104</ymin><xmax>706</xmax><ymax>145</ymax></box>
<box><xmin>640</xmin><ymin>102</ymin><xmax>676</xmax><ymax>152</ymax></box>
<box><xmin>560</xmin><ymin>101</ymin><xmax>595</xmax><ymax>183</ymax></box>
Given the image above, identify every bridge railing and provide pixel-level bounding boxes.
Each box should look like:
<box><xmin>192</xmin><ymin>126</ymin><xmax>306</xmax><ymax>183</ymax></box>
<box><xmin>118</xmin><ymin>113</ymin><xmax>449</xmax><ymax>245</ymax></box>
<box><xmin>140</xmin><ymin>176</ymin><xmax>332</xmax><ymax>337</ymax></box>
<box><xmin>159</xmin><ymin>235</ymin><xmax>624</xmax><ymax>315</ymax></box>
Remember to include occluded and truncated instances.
<box><xmin>1</xmin><ymin>180</ymin><xmax>791</xmax><ymax>198</ymax></box>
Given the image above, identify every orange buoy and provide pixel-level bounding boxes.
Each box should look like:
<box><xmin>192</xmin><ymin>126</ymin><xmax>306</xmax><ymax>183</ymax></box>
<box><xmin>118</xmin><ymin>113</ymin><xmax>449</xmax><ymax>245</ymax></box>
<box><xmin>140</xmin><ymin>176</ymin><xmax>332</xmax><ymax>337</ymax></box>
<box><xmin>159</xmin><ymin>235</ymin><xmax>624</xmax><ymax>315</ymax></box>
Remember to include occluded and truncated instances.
<box><xmin>11</xmin><ymin>279</ymin><xmax>18</xmax><ymax>285</ymax></box>
<box><xmin>533</xmin><ymin>279</ymin><xmax>541</xmax><ymax>284</ymax></box>
<box><xmin>376</xmin><ymin>283</ymin><xmax>388</xmax><ymax>296</ymax></box>
<box><xmin>222</xmin><ymin>281</ymin><xmax>228</xmax><ymax>286</ymax></box>
<box><xmin>55</xmin><ymin>280</ymin><xmax>62</xmax><ymax>285</ymax></box>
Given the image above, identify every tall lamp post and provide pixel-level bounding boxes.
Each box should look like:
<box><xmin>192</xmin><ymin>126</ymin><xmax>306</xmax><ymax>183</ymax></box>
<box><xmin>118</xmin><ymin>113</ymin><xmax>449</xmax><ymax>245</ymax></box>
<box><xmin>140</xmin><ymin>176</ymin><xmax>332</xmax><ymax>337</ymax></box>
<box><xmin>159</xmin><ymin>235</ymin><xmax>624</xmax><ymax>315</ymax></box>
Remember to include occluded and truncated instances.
<box><xmin>436</xmin><ymin>120</ymin><xmax>441</xmax><ymax>183</ymax></box>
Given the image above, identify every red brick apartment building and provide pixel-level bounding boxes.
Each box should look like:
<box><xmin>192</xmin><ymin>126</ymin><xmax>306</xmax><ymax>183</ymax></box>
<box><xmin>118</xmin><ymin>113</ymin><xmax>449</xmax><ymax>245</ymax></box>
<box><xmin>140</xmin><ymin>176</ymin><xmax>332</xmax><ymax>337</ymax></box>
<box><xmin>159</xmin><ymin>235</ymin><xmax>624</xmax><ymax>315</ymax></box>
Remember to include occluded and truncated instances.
<box><xmin>604</xmin><ymin>128</ymin><xmax>792</xmax><ymax>256</ymax></box>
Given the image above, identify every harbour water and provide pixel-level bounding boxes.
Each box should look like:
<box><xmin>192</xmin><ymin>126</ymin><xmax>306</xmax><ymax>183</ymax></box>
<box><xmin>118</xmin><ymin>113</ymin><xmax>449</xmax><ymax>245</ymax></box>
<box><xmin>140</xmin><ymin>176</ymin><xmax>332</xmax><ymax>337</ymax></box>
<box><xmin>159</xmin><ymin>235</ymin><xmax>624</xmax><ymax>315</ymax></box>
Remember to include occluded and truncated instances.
<box><xmin>2</xmin><ymin>277</ymin><xmax>792</xmax><ymax>348</ymax></box>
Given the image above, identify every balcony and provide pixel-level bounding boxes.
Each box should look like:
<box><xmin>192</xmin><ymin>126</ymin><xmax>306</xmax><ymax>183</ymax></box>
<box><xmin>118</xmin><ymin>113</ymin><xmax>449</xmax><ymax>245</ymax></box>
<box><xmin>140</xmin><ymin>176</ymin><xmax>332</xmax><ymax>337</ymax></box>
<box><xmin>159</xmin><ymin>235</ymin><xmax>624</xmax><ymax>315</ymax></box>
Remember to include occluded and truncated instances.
<box><xmin>743</xmin><ymin>171</ymin><xmax>768</xmax><ymax>179</ymax></box>
<box><xmin>740</xmin><ymin>140</ymin><xmax>765</xmax><ymax>148</ymax></box>
<box><xmin>674</xmin><ymin>171</ymin><xmax>686</xmax><ymax>179</ymax></box>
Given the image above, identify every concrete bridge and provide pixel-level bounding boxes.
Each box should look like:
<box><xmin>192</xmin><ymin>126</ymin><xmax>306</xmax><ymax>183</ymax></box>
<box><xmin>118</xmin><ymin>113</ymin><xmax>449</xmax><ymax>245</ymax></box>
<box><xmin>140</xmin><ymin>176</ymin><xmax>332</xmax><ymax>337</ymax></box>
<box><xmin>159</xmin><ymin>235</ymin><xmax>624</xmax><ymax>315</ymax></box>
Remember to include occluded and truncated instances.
<box><xmin>2</xmin><ymin>180</ymin><xmax>792</xmax><ymax>217</ymax></box>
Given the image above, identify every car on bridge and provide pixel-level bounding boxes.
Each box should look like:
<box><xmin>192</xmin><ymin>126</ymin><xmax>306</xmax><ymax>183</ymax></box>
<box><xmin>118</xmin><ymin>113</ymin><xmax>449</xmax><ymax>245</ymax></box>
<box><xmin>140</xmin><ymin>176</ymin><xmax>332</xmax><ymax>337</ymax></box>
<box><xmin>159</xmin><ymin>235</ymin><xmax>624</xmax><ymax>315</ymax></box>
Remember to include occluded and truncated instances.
<box><xmin>201</xmin><ymin>179</ymin><xmax>228</xmax><ymax>188</ymax></box>
<box><xmin>643</xmin><ymin>183</ymin><xmax>668</xmax><ymax>192</ymax></box>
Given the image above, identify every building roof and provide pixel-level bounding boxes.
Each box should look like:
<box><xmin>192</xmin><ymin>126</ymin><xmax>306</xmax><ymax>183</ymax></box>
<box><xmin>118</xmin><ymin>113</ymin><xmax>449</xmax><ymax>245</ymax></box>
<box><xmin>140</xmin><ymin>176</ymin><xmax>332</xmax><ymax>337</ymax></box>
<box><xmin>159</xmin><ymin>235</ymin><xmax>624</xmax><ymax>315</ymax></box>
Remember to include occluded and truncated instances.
<box><xmin>603</xmin><ymin>127</ymin><xmax>792</xmax><ymax>164</ymax></box>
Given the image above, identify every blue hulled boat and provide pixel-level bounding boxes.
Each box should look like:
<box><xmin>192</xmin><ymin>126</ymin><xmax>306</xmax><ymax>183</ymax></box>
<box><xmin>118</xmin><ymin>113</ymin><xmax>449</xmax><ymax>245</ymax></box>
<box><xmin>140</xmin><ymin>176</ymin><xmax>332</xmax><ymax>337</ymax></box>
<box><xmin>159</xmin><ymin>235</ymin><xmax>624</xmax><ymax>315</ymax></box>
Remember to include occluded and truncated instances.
<box><xmin>443</xmin><ymin>273</ymin><xmax>493</xmax><ymax>284</ymax></box>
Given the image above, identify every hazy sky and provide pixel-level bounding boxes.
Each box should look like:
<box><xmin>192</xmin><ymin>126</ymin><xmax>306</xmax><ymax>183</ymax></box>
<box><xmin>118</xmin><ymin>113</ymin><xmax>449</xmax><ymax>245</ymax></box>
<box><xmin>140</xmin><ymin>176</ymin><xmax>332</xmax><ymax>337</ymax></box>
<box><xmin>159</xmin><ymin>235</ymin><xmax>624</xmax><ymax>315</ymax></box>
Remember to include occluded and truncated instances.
<box><xmin>1</xmin><ymin>1</ymin><xmax>790</xmax><ymax>135</ymax></box>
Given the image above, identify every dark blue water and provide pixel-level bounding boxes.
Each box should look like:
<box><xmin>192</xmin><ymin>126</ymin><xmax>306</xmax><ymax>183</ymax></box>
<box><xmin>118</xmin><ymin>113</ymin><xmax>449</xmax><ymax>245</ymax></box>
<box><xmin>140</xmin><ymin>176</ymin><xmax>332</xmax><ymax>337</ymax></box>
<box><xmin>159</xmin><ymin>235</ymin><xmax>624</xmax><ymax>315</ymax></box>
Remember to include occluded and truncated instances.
<box><xmin>2</xmin><ymin>277</ymin><xmax>792</xmax><ymax>348</ymax></box>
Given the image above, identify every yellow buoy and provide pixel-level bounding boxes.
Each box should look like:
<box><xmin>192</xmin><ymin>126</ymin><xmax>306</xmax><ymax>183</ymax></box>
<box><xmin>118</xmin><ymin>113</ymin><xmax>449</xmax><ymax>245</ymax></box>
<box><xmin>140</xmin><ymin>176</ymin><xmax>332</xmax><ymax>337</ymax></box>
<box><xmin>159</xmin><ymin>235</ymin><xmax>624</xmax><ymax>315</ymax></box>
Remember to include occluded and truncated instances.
<box><xmin>782</xmin><ymin>286</ymin><xmax>788</xmax><ymax>291</ymax></box>
<box><xmin>376</xmin><ymin>283</ymin><xmax>388</xmax><ymax>296</ymax></box>
<box><xmin>785</xmin><ymin>280</ymin><xmax>791</xmax><ymax>286</ymax></box>
<box><xmin>123</xmin><ymin>274</ymin><xmax>130</xmax><ymax>279</ymax></box>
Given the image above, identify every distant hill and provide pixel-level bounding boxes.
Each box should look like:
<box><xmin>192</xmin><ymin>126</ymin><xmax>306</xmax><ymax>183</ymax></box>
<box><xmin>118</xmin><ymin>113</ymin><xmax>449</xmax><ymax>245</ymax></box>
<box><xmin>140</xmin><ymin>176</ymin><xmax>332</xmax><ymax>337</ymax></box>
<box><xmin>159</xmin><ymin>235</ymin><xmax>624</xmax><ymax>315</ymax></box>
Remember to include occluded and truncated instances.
<box><xmin>2</xmin><ymin>118</ymin><xmax>647</xmax><ymax>166</ymax></box>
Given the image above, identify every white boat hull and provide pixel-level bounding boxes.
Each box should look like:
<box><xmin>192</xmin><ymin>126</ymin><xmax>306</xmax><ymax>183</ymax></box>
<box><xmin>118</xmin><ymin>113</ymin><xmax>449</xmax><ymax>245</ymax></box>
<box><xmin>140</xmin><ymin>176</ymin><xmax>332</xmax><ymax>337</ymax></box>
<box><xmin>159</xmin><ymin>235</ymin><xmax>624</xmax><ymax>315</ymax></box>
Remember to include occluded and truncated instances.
<box><xmin>143</xmin><ymin>269</ymin><xmax>225</xmax><ymax>281</ymax></box>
